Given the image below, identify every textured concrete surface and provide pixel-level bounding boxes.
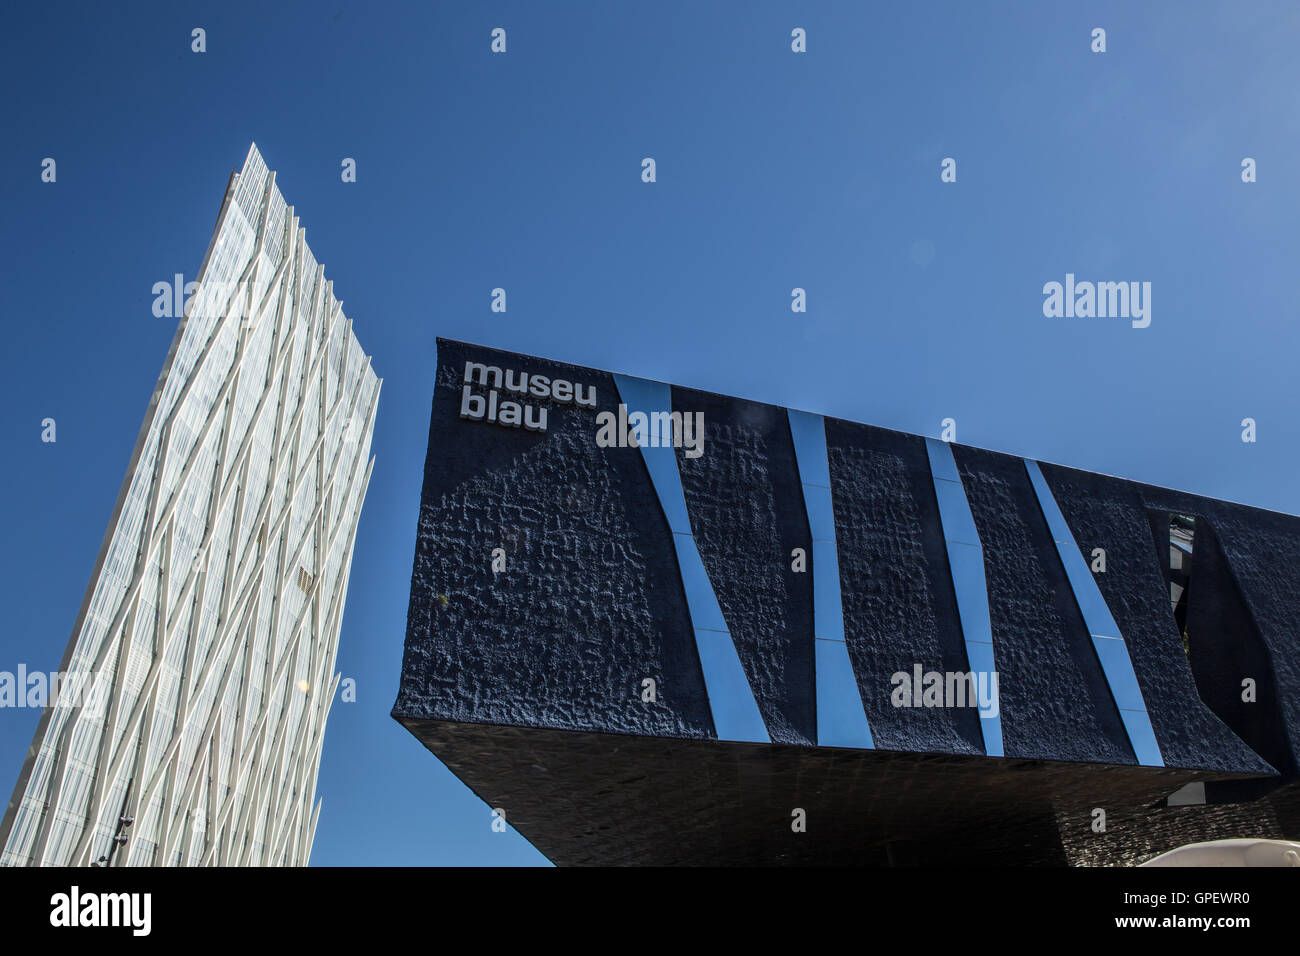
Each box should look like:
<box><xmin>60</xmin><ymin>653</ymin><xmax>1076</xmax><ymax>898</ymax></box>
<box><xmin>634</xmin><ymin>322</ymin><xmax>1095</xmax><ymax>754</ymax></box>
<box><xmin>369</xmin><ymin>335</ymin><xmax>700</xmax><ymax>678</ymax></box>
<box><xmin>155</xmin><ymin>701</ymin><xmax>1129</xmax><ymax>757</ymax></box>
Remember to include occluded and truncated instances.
<box><xmin>825</xmin><ymin>420</ymin><xmax>984</xmax><ymax>756</ymax></box>
<box><xmin>954</xmin><ymin>446</ymin><xmax>1133</xmax><ymax>765</ymax></box>
<box><xmin>394</xmin><ymin>340</ymin><xmax>714</xmax><ymax>739</ymax></box>
<box><xmin>673</xmin><ymin>386</ymin><xmax>815</xmax><ymax>745</ymax></box>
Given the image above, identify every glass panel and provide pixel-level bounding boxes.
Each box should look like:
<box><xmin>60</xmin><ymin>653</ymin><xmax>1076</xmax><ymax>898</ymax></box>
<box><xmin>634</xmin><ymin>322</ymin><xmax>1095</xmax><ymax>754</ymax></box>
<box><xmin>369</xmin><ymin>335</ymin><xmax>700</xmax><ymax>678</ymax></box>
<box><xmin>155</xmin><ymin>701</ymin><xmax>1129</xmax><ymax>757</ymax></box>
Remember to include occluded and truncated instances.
<box><xmin>815</xmin><ymin>640</ymin><xmax>874</xmax><ymax>749</ymax></box>
<box><xmin>787</xmin><ymin>410</ymin><xmax>831</xmax><ymax>487</ymax></box>
<box><xmin>695</xmin><ymin>630</ymin><xmax>770</xmax><ymax>744</ymax></box>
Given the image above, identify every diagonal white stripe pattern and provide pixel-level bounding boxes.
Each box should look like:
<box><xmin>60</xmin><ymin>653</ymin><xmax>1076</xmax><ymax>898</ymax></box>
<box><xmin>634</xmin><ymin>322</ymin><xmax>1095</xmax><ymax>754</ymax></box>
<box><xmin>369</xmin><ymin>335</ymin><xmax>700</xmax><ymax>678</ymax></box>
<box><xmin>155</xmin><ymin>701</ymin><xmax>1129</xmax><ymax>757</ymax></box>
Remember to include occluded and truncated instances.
<box><xmin>0</xmin><ymin>144</ymin><xmax>381</xmax><ymax>867</ymax></box>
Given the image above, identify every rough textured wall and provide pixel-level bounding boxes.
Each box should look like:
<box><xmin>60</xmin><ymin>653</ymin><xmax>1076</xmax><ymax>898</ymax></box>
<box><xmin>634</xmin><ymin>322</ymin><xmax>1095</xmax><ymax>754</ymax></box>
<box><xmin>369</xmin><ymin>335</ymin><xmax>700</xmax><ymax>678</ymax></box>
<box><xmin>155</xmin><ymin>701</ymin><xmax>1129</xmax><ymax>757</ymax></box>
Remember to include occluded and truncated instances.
<box><xmin>673</xmin><ymin>387</ymin><xmax>815</xmax><ymax>745</ymax></box>
<box><xmin>1181</xmin><ymin>518</ymin><xmax>1291</xmax><ymax>773</ymax></box>
<box><xmin>825</xmin><ymin>420</ymin><xmax>983</xmax><ymax>755</ymax></box>
<box><xmin>1040</xmin><ymin>463</ymin><xmax>1272</xmax><ymax>775</ymax></box>
<box><xmin>953</xmin><ymin>446</ymin><xmax>1133</xmax><ymax>764</ymax></box>
<box><xmin>394</xmin><ymin>340</ymin><xmax>714</xmax><ymax>739</ymax></box>
<box><xmin>395</xmin><ymin>339</ymin><xmax>1299</xmax><ymax>787</ymax></box>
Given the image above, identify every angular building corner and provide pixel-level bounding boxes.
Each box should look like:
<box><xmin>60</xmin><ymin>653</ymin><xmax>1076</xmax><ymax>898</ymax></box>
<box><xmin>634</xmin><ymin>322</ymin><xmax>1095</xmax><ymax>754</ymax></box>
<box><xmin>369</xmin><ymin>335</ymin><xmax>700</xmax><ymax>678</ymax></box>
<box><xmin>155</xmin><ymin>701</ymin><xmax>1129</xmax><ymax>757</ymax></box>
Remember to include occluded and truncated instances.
<box><xmin>0</xmin><ymin>144</ymin><xmax>381</xmax><ymax>866</ymax></box>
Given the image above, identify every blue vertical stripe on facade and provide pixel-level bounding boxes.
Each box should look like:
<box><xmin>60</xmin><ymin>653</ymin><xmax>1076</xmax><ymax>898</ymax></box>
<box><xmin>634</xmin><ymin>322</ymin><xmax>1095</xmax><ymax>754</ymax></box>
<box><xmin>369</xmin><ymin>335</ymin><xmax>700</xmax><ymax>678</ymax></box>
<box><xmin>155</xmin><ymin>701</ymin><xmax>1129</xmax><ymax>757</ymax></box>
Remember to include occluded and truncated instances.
<box><xmin>1023</xmin><ymin>459</ymin><xmax>1164</xmax><ymax>767</ymax></box>
<box><xmin>788</xmin><ymin>410</ymin><xmax>875</xmax><ymax>749</ymax></box>
<box><xmin>613</xmin><ymin>374</ymin><xmax>769</xmax><ymax>743</ymax></box>
<box><xmin>925</xmin><ymin>439</ymin><xmax>1004</xmax><ymax>757</ymax></box>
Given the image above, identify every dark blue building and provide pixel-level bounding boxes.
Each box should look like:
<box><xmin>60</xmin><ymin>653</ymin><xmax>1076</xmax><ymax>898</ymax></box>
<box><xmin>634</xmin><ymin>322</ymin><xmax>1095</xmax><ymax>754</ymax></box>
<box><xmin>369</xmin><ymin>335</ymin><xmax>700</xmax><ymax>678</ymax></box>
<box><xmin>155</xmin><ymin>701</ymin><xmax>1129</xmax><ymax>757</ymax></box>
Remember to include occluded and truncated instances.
<box><xmin>393</xmin><ymin>340</ymin><xmax>1300</xmax><ymax>865</ymax></box>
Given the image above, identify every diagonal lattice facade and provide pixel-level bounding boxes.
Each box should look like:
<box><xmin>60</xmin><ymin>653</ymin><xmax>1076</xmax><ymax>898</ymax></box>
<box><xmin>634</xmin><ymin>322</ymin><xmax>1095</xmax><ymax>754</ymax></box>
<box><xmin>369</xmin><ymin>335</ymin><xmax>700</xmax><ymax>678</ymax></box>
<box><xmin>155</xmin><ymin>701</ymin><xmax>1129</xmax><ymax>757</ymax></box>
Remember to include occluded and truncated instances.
<box><xmin>0</xmin><ymin>144</ymin><xmax>381</xmax><ymax>866</ymax></box>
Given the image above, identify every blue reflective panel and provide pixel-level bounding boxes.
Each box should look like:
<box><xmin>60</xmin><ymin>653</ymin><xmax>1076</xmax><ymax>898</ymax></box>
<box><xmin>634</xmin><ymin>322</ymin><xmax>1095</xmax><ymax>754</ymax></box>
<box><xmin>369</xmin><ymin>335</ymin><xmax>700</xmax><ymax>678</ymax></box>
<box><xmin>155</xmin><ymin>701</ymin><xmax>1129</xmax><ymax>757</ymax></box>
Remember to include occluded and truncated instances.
<box><xmin>672</xmin><ymin>532</ymin><xmax>728</xmax><ymax>633</ymax></box>
<box><xmin>644</xmin><ymin>452</ymin><xmax>696</xmax><ymax>535</ymax></box>
<box><xmin>614</xmin><ymin>374</ymin><xmax>692</xmax><ymax>534</ymax></box>
<box><xmin>695</xmin><ymin>628</ymin><xmax>770</xmax><ymax>743</ymax></box>
<box><xmin>1023</xmin><ymin>459</ymin><xmax>1073</xmax><ymax>544</ymax></box>
<box><xmin>612</xmin><ymin>373</ymin><xmax>769</xmax><ymax>746</ymax></box>
<box><xmin>1024</xmin><ymin>460</ymin><xmax>1121</xmax><ymax>637</ymax></box>
<box><xmin>811</xmin><ymin>540</ymin><xmax>845</xmax><ymax>641</ymax></box>
<box><xmin>791</xmin><ymin>408</ymin><xmax>873</xmax><ymax>749</ymax></box>
<box><xmin>611</xmin><ymin>372</ymin><xmax>670</xmax><ymax>412</ymax></box>
<box><xmin>1119</xmin><ymin>708</ymin><xmax>1164</xmax><ymax>767</ymax></box>
<box><xmin>1092</xmin><ymin>636</ymin><xmax>1147</xmax><ymax>711</ymax></box>
<box><xmin>803</xmin><ymin>484</ymin><xmax>837</xmax><ymax>543</ymax></box>
<box><xmin>788</xmin><ymin>409</ymin><xmax>832</xmax><ymax>488</ymax></box>
<box><xmin>815</xmin><ymin>639</ymin><xmax>874</xmax><ymax>749</ymax></box>
<box><xmin>978</xmin><ymin>712</ymin><xmax>1004</xmax><ymax>758</ymax></box>
<box><xmin>962</xmin><ymin>641</ymin><xmax>1004</xmax><ymax>757</ymax></box>
<box><xmin>932</xmin><ymin>479</ymin><xmax>981</xmax><ymax>546</ymax></box>
<box><xmin>641</xmin><ymin>448</ymin><xmax>693</xmax><ymax>534</ymax></box>
<box><xmin>1024</xmin><ymin>458</ymin><xmax>1161</xmax><ymax>766</ymax></box>
<box><xmin>925</xmin><ymin>437</ymin><xmax>962</xmax><ymax>483</ymax></box>
<box><xmin>963</xmin><ymin>640</ymin><xmax>998</xmax><ymax>686</ymax></box>
<box><xmin>1059</xmin><ymin>557</ymin><xmax>1122</xmax><ymax>638</ymax></box>
<box><xmin>945</xmin><ymin>542</ymin><xmax>994</xmax><ymax>645</ymax></box>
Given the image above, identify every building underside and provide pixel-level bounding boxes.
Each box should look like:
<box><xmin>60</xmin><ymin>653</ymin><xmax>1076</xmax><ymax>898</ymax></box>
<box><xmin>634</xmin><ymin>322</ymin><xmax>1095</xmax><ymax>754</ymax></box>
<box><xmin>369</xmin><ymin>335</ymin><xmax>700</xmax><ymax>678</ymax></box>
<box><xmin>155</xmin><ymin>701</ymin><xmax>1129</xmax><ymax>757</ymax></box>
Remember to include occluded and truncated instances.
<box><xmin>401</xmin><ymin>719</ymin><xmax>1293</xmax><ymax>866</ymax></box>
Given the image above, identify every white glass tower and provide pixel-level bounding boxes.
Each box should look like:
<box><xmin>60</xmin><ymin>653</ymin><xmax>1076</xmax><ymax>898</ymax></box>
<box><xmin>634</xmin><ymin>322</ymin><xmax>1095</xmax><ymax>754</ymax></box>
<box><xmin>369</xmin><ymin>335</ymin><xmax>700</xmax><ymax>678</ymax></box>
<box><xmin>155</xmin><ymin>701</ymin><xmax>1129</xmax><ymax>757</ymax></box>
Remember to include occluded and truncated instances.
<box><xmin>0</xmin><ymin>144</ymin><xmax>381</xmax><ymax>866</ymax></box>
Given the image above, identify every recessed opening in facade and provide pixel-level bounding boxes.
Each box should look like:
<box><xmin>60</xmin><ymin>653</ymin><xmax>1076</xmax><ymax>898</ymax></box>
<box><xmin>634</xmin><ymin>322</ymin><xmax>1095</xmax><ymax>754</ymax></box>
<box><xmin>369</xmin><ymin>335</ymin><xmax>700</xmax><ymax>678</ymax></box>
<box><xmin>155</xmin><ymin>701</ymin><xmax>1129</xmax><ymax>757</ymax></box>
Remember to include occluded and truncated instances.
<box><xmin>1168</xmin><ymin>514</ymin><xmax>1195</xmax><ymax>661</ymax></box>
<box><xmin>1147</xmin><ymin>509</ymin><xmax>1291</xmax><ymax>778</ymax></box>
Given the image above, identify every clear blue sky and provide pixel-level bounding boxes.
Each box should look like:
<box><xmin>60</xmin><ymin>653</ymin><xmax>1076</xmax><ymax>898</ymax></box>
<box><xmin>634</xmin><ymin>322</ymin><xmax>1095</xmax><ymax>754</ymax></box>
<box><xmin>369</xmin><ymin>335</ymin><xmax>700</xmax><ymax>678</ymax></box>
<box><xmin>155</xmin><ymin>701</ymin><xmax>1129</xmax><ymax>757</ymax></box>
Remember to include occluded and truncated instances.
<box><xmin>1</xmin><ymin>1</ymin><xmax>1297</xmax><ymax>866</ymax></box>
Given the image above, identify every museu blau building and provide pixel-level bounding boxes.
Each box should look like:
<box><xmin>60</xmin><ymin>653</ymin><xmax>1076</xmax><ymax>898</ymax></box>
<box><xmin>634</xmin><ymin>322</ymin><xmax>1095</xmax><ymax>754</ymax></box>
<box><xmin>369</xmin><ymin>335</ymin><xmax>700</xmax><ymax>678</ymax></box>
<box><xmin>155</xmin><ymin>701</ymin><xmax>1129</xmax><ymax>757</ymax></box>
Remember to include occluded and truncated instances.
<box><xmin>394</xmin><ymin>339</ymin><xmax>1300</xmax><ymax>866</ymax></box>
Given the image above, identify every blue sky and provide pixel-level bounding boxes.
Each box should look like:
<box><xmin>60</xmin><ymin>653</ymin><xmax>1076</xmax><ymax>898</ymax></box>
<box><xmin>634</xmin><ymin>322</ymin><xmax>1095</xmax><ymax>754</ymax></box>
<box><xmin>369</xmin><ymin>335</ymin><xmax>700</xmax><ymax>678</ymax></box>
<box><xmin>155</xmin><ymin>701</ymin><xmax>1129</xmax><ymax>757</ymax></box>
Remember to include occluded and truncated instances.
<box><xmin>1</xmin><ymin>1</ymin><xmax>1298</xmax><ymax>865</ymax></box>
